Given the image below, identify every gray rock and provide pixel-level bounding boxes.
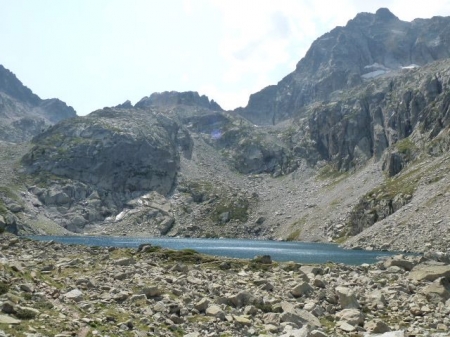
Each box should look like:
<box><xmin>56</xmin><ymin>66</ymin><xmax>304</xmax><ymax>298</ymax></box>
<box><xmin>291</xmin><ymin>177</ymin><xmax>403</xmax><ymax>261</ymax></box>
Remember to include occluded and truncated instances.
<box><xmin>365</xmin><ymin>320</ymin><xmax>391</xmax><ymax>334</ymax></box>
<box><xmin>291</xmin><ymin>282</ymin><xmax>314</xmax><ymax>297</ymax></box>
<box><xmin>336</xmin><ymin>308</ymin><xmax>364</xmax><ymax>326</ymax></box>
<box><xmin>335</xmin><ymin>286</ymin><xmax>359</xmax><ymax>309</ymax></box>
<box><xmin>142</xmin><ymin>286</ymin><xmax>162</xmax><ymax>298</ymax></box>
<box><xmin>0</xmin><ymin>314</ymin><xmax>20</xmax><ymax>324</ymax></box>
<box><xmin>63</xmin><ymin>289</ymin><xmax>83</xmax><ymax>302</ymax></box>
<box><xmin>408</xmin><ymin>264</ymin><xmax>450</xmax><ymax>282</ymax></box>
<box><xmin>114</xmin><ymin>258</ymin><xmax>135</xmax><ymax>266</ymax></box>
<box><xmin>420</xmin><ymin>277</ymin><xmax>450</xmax><ymax>302</ymax></box>
<box><xmin>205</xmin><ymin>305</ymin><xmax>225</xmax><ymax>320</ymax></box>
<box><xmin>280</xmin><ymin>302</ymin><xmax>321</xmax><ymax>328</ymax></box>
<box><xmin>194</xmin><ymin>298</ymin><xmax>210</xmax><ymax>312</ymax></box>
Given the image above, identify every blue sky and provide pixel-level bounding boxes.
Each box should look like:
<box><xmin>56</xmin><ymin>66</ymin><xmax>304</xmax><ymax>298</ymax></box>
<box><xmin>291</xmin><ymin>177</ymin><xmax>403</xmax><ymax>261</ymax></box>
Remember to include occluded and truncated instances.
<box><xmin>1</xmin><ymin>0</ymin><xmax>450</xmax><ymax>115</ymax></box>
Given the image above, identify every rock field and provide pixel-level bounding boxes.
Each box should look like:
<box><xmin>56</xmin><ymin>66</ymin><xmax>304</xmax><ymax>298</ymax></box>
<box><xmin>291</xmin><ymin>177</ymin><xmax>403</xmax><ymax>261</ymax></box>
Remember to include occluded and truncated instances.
<box><xmin>0</xmin><ymin>234</ymin><xmax>449</xmax><ymax>336</ymax></box>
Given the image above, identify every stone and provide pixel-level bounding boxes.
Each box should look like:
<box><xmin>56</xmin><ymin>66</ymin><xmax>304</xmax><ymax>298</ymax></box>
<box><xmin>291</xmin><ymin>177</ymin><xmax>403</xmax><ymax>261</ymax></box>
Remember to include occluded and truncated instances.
<box><xmin>63</xmin><ymin>289</ymin><xmax>83</xmax><ymax>302</ymax></box>
<box><xmin>233</xmin><ymin>315</ymin><xmax>252</xmax><ymax>326</ymax></box>
<box><xmin>280</xmin><ymin>309</ymin><xmax>321</xmax><ymax>328</ymax></box>
<box><xmin>420</xmin><ymin>277</ymin><xmax>450</xmax><ymax>302</ymax></box>
<box><xmin>367</xmin><ymin>289</ymin><xmax>386</xmax><ymax>308</ymax></box>
<box><xmin>114</xmin><ymin>258</ymin><xmax>135</xmax><ymax>266</ymax></box>
<box><xmin>337</xmin><ymin>321</ymin><xmax>356</xmax><ymax>332</ymax></box>
<box><xmin>291</xmin><ymin>282</ymin><xmax>314</xmax><ymax>297</ymax></box>
<box><xmin>253</xmin><ymin>255</ymin><xmax>272</xmax><ymax>264</ymax></box>
<box><xmin>194</xmin><ymin>298</ymin><xmax>210</xmax><ymax>312</ymax></box>
<box><xmin>365</xmin><ymin>319</ymin><xmax>391</xmax><ymax>334</ymax></box>
<box><xmin>1</xmin><ymin>302</ymin><xmax>15</xmax><ymax>314</ymax></box>
<box><xmin>153</xmin><ymin>301</ymin><xmax>167</xmax><ymax>313</ymax></box>
<box><xmin>228</xmin><ymin>291</ymin><xmax>259</xmax><ymax>308</ymax></box>
<box><xmin>383</xmin><ymin>255</ymin><xmax>414</xmax><ymax>271</ymax></box>
<box><xmin>279</xmin><ymin>325</ymin><xmax>310</xmax><ymax>337</ymax></box>
<box><xmin>336</xmin><ymin>309</ymin><xmax>364</xmax><ymax>326</ymax></box>
<box><xmin>300</xmin><ymin>266</ymin><xmax>323</xmax><ymax>275</ymax></box>
<box><xmin>335</xmin><ymin>286</ymin><xmax>359</xmax><ymax>309</ymax></box>
<box><xmin>205</xmin><ymin>305</ymin><xmax>225</xmax><ymax>320</ymax></box>
<box><xmin>0</xmin><ymin>314</ymin><xmax>21</xmax><ymax>324</ymax></box>
<box><xmin>408</xmin><ymin>264</ymin><xmax>450</xmax><ymax>282</ymax></box>
<box><xmin>364</xmin><ymin>331</ymin><xmax>405</xmax><ymax>337</ymax></box>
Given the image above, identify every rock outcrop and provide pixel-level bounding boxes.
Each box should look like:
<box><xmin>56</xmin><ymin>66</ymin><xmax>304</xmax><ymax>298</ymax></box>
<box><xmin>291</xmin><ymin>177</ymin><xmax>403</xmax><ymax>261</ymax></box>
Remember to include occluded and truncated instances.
<box><xmin>135</xmin><ymin>91</ymin><xmax>222</xmax><ymax>111</ymax></box>
<box><xmin>19</xmin><ymin>106</ymin><xmax>191</xmax><ymax>231</ymax></box>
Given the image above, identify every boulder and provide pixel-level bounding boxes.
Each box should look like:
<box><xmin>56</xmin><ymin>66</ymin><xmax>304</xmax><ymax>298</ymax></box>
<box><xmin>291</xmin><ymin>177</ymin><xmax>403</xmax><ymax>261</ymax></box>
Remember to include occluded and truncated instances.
<box><xmin>63</xmin><ymin>289</ymin><xmax>83</xmax><ymax>302</ymax></box>
<box><xmin>420</xmin><ymin>277</ymin><xmax>450</xmax><ymax>302</ymax></box>
<box><xmin>408</xmin><ymin>264</ymin><xmax>450</xmax><ymax>282</ymax></box>
<box><xmin>280</xmin><ymin>302</ymin><xmax>321</xmax><ymax>328</ymax></box>
<box><xmin>335</xmin><ymin>286</ymin><xmax>359</xmax><ymax>309</ymax></box>
<box><xmin>336</xmin><ymin>308</ymin><xmax>364</xmax><ymax>326</ymax></box>
<box><xmin>141</xmin><ymin>286</ymin><xmax>162</xmax><ymax>298</ymax></box>
<box><xmin>365</xmin><ymin>320</ymin><xmax>392</xmax><ymax>334</ymax></box>
<box><xmin>291</xmin><ymin>282</ymin><xmax>314</xmax><ymax>297</ymax></box>
<box><xmin>205</xmin><ymin>305</ymin><xmax>225</xmax><ymax>320</ymax></box>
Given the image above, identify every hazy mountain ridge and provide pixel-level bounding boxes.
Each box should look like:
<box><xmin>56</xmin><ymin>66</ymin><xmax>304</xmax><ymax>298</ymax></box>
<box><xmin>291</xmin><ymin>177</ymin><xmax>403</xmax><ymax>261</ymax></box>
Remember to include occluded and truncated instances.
<box><xmin>0</xmin><ymin>8</ymin><xmax>450</xmax><ymax>253</ymax></box>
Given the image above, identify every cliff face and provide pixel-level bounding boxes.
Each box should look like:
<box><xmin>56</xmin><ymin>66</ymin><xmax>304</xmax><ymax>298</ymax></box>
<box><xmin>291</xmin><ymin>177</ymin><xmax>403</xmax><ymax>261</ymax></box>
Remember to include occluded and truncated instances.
<box><xmin>0</xmin><ymin>65</ymin><xmax>76</xmax><ymax>143</ymax></box>
<box><xmin>239</xmin><ymin>8</ymin><xmax>450</xmax><ymax>125</ymax></box>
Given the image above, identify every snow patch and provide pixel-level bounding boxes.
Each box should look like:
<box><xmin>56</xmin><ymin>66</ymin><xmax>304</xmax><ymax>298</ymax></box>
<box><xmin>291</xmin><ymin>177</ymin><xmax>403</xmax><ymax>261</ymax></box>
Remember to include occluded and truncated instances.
<box><xmin>402</xmin><ymin>64</ymin><xmax>419</xmax><ymax>70</ymax></box>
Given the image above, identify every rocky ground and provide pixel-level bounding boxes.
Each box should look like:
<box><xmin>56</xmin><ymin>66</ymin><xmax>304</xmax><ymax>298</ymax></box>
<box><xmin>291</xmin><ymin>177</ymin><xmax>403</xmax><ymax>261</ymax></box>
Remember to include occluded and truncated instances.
<box><xmin>0</xmin><ymin>234</ymin><xmax>449</xmax><ymax>337</ymax></box>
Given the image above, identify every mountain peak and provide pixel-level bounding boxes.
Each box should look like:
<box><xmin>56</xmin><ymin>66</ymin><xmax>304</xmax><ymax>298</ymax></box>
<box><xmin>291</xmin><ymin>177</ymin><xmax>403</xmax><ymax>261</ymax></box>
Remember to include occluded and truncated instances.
<box><xmin>375</xmin><ymin>8</ymin><xmax>399</xmax><ymax>21</ymax></box>
<box><xmin>0</xmin><ymin>65</ymin><xmax>40</xmax><ymax>106</ymax></box>
<box><xmin>135</xmin><ymin>91</ymin><xmax>222</xmax><ymax>111</ymax></box>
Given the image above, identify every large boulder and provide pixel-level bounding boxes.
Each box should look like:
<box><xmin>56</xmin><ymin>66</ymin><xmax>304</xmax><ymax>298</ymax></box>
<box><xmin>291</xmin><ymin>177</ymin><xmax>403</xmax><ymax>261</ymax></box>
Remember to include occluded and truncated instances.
<box><xmin>408</xmin><ymin>264</ymin><xmax>450</xmax><ymax>282</ymax></box>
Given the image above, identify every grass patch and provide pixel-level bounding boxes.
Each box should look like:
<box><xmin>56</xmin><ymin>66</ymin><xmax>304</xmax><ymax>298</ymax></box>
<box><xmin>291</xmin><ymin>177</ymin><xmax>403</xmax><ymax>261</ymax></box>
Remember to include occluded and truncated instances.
<box><xmin>286</xmin><ymin>229</ymin><xmax>301</xmax><ymax>241</ymax></box>
<box><xmin>334</xmin><ymin>236</ymin><xmax>348</xmax><ymax>244</ymax></box>
<box><xmin>213</xmin><ymin>197</ymin><xmax>249</xmax><ymax>223</ymax></box>
<box><xmin>0</xmin><ymin>282</ymin><xmax>9</xmax><ymax>295</ymax></box>
<box><xmin>317</xmin><ymin>164</ymin><xmax>349</xmax><ymax>185</ymax></box>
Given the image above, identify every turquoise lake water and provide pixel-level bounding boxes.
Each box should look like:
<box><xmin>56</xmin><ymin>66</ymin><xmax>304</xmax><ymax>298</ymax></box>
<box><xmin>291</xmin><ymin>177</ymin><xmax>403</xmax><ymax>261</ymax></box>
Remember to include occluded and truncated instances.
<box><xmin>29</xmin><ymin>236</ymin><xmax>399</xmax><ymax>265</ymax></box>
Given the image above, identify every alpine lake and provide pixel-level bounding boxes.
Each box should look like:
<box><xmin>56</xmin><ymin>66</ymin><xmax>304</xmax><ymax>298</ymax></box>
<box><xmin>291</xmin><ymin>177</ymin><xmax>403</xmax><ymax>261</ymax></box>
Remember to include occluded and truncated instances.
<box><xmin>28</xmin><ymin>236</ymin><xmax>403</xmax><ymax>265</ymax></box>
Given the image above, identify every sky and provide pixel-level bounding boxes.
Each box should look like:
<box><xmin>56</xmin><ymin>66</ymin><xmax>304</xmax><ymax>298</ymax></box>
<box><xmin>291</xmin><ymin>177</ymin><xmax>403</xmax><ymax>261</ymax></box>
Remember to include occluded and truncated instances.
<box><xmin>1</xmin><ymin>1</ymin><xmax>450</xmax><ymax>116</ymax></box>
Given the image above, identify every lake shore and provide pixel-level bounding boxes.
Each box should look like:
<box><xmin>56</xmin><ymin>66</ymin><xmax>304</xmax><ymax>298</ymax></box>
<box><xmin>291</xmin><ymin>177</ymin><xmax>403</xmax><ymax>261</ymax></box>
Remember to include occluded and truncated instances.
<box><xmin>1</xmin><ymin>234</ymin><xmax>449</xmax><ymax>336</ymax></box>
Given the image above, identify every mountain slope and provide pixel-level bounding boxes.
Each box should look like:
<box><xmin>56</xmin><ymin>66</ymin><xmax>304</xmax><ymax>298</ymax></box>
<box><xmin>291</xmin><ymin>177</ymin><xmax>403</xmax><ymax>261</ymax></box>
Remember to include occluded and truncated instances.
<box><xmin>0</xmin><ymin>65</ymin><xmax>76</xmax><ymax>142</ymax></box>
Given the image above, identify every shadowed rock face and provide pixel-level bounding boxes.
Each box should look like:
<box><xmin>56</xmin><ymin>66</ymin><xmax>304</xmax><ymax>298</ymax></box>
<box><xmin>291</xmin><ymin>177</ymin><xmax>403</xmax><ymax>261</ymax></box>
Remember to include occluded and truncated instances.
<box><xmin>0</xmin><ymin>65</ymin><xmax>76</xmax><ymax>142</ymax></box>
<box><xmin>239</xmin><ymin>8</ymin><xmax>450</xmax><ymax>125</ymax></box>
<box><xmin>22</xmin><ymin>107</ymin><xmax>184</xmax><ymax>196</ymax></box>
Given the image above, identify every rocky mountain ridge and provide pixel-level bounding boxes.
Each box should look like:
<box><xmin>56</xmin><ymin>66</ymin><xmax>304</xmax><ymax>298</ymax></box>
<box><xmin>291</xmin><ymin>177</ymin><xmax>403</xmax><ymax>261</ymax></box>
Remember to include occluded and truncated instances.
<box><xmin>0</xmin><ymin>8</ymin><xmax>449</xmax><ymax>255</ymax></box>
<box><xmin>0</xmin><ymin>65</ymin><xmax>76</xmax><ymax>143</ymax></box>
<box><xmin>238</xmin><ymin>8</ymin><xmax>450</xmax><ymax>125</ymax></box>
